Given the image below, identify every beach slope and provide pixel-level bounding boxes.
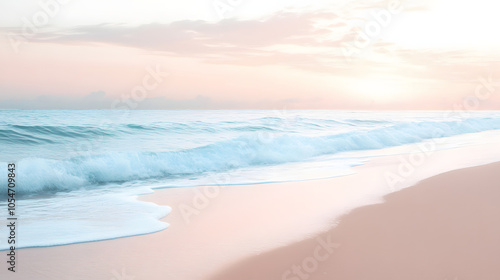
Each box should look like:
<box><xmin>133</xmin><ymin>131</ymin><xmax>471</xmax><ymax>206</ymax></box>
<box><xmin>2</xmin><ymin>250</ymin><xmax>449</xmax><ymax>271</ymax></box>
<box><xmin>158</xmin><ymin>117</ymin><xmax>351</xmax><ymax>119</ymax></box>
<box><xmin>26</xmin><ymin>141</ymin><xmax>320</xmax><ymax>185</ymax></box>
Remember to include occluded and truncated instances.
<box><xmin>210</xmin><ymin>162</ymin><xmax>500</xmax><ymax>280</ymax></box>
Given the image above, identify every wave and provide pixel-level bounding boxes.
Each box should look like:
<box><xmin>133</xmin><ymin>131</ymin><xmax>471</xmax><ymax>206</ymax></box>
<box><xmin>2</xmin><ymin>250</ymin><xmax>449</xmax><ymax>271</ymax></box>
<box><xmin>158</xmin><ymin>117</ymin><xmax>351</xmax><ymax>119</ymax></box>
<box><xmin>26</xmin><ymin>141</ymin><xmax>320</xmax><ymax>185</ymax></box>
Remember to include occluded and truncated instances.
<box><xmin>4</xmin><ymin>117</ymin><xmax>500</xmax><ymax>195</ymax></box>
<box><xmin>0</xmin><ymin>116</ymin><xmax>396</xmax><ymax>146</ymax></box>
<box><xmin>0</xmin><ymin>125</ymin><xmax>114</xmax><ymax>144</ymax></box>
<box><xmin>0</xmin><ymin>122</ymin><xmax>276</xmax><ymax>143</ymax></box>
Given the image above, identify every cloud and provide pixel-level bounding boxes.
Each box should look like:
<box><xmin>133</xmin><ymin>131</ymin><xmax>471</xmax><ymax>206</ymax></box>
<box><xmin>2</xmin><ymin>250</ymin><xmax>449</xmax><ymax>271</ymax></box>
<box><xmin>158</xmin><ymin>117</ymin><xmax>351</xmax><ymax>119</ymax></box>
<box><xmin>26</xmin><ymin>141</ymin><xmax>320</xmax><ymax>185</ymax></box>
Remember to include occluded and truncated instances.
<box><xmin>1</xmin><ymin>0</ymin><xmax>499</xmax><ymax>110</ymax></box>
<box><xmin>4</xmin><ymin>1</ymin><xmax>487</xmax><ymax>78</ymax></box>
<box><xmin>0</xmin><ymin>91</ymin><xmax>110</xmax><ymax>109</ymax></box>
<box><xmin>2</xmin><ymin>9</ymin><xmax>352</xmax><ymax>72</ymax></box>
<box><xmin>19</xmin><ymin>10</ymin><xmax>347</xmax><ymax>65</ymax></box>
<box><xmin>2</xmin><ymin>1</ymin><xmax>477</xmax><ymax>76</ymax></box>
<box><xmin>0</xmin><ymin>91</ymin><xmax>225</xmax><ymax>109</ymax></box>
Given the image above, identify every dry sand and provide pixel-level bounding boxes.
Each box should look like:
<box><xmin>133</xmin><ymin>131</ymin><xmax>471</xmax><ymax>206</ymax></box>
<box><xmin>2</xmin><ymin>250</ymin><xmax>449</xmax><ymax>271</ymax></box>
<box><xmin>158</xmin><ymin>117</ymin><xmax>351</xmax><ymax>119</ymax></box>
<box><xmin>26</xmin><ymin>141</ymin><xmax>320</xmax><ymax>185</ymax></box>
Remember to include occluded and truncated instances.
<box><xmin>210</xmin><ymin>162</ymin><xmax>500</xmax><ymax>280</ymax></box>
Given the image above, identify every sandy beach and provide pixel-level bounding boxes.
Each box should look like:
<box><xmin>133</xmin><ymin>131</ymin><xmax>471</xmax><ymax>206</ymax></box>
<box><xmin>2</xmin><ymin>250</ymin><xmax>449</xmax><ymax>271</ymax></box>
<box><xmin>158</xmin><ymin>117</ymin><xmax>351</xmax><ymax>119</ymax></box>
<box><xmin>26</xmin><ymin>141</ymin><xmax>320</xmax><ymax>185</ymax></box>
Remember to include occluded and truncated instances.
<box><xmin>211</xmin><ymin>161</ymin><xmax>500</xmax><ymax>280</ymax></box>
<box><xmin>2</xmin><ymin>0</ymin><xmax>500</xmax><ymax>278</ymax></box>
<box><xmin>3</xmin><ymin>146</ymin><xmax>500</xmax><ymax>280</ymax></box>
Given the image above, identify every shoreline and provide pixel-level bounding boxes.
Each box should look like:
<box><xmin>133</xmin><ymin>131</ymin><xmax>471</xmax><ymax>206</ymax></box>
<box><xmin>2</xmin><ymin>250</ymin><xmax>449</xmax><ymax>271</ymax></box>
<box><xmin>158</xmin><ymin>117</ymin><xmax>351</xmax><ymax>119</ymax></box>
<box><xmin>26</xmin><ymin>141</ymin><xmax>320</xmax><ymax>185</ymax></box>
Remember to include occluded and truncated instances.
<box><xmin>2</xmin><ymin>146</ymin><xmax>500</xmax><ymax>279</ymax></box>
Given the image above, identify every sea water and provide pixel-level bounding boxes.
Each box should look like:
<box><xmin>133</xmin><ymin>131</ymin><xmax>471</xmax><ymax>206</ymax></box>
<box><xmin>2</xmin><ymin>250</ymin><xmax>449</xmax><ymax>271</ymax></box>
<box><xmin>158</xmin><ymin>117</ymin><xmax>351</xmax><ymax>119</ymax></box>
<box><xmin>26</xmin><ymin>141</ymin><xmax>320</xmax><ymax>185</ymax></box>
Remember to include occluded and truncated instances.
<box><xmin>1</xmin><ymin>110</ymin><xmax>500</xmax><ymax>250</ymax></box>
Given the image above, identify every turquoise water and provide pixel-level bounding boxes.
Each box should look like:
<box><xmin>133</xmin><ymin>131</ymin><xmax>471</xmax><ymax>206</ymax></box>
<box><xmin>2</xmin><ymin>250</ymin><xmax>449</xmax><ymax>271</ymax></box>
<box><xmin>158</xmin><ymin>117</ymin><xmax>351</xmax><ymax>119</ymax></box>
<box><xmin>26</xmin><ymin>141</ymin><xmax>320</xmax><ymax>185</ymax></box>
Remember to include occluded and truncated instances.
<box><xmin>1</xmin><ymin>110</ymin><xmax>500</xmax><ymax>249</ymax></box>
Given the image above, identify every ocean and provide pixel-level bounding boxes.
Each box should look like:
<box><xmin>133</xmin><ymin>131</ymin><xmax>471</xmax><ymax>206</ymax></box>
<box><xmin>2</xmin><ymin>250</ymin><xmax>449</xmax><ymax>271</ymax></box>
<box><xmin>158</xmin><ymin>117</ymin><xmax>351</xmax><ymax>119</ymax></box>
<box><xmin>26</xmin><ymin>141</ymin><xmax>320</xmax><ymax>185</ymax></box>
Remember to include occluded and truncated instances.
<box><xmin>1</xmin><ymin>110</ymin><xmax>500</xmax><ymax>250</ymax></box>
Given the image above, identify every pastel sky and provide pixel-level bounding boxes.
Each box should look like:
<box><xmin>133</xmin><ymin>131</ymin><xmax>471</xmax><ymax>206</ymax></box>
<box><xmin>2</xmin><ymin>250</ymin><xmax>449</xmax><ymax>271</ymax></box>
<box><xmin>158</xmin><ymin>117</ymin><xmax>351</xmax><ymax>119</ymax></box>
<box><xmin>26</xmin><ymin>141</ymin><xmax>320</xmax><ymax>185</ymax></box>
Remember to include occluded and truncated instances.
<box><xmin>1</xmin><ymin>0</ymin><xmax>499</xmax><ymax>109</ymax></box>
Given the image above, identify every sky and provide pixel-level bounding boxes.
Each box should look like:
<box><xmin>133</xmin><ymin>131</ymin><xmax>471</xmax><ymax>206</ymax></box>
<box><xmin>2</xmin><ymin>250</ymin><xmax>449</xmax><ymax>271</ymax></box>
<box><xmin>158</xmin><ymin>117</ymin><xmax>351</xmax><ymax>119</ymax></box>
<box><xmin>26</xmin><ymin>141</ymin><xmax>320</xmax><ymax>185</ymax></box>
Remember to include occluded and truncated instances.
<box><xmin>0</xmin><ymin>0</ymin><xmax>499</xmax><ymax>109</ymax></box>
